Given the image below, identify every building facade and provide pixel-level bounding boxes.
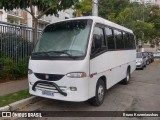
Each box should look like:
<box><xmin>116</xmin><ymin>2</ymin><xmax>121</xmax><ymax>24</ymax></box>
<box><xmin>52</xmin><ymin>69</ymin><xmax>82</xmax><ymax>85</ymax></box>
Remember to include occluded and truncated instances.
<box><xmin>0</xmin><ymin>7</ymin><xmax>73</xmax><ymax>30</ymax></box>
<box><xmin>130</xmin><ymin>0</ymin><xmax>160</xmax><ymax>5</ymax></box>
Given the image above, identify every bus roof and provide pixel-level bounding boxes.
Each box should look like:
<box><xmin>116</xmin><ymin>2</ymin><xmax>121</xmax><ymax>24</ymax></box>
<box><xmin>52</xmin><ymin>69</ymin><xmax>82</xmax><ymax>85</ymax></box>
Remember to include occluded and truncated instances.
<box><xmin>52</xmin><ymin>16</ymin><xmax>133</xmax><ymax>34</ymax></box>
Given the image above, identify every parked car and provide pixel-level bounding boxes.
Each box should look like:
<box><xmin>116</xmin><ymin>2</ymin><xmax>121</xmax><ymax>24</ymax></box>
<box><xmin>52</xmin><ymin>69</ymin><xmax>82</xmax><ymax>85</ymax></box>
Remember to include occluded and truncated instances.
<box><xmin>136</xmin><ymin>52</ymin><xmax>146</xmax><ymax>70</ymax></box>
<box><xmin>154</xmin><ymin>52</ymin><xmax>160</xmax><ymax>58</ymax></box>
<box><xmin>142</xmin><ymin>52</ymin><xmax>151</xmax><ymax>65</ymax></box>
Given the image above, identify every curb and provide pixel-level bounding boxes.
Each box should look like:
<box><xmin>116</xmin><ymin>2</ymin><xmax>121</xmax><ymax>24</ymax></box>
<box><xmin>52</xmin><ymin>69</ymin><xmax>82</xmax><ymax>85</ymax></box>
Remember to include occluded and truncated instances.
<box><xmin>0</xmin><ymin>105</ymin><xmax>10</xmax><ymax>111</ymax></box>
<box><xmin>0</xmin><ymin>96</ymin><xmax>41</xmax><ymax>111</ymax></box>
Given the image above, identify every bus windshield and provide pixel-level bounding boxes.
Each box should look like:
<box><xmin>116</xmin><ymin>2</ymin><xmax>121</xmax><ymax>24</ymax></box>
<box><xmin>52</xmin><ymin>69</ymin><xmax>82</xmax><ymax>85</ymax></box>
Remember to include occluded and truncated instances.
<box><xmin>33</xmin><ymin>19</ymin><xmax>92</xmax><ymax>59</ymax></box>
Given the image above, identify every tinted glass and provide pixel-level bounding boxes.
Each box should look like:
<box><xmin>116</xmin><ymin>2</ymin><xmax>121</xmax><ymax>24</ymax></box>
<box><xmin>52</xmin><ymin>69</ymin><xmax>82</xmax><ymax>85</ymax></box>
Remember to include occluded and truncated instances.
<box><xmin>129</xmin><ymin>34</ymin><xmax>136</xmax><ymax>49</ymax></box>
<box><xmin>114</xmin><ymin>30</ymin><xmax>124</xmax><ymax>49</ymax></box>
<box><xmin>91</xmin><ymin>26</ymin><xmax>105</xmax><ymax>55</ymax></box>
<box><xmin>105</xmin><ymin>27</ymin><xmax>115</xmax><ymax>50</ymax></box>
<box><xmin>34</xmin><ymin>19</ymin><xmax>92</xmax><ymax>57</ymax></box>
<box><xmin>93</xmin><ymin>27</ymin><xmax>106</xmax><ymax>47</ymax></box>
<box><xmin>123</xmin><ymin>32</ymin><xmax>130</xmax><ymax>49</ymax></box>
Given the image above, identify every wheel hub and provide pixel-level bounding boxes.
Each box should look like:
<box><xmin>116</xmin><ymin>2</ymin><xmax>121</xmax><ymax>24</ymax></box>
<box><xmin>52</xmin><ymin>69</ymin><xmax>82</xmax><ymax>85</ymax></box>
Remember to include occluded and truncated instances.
<box><xmin>98</xmin><ymin>85</ymin><xmax>104</xmax><ymax>101</ymax></box>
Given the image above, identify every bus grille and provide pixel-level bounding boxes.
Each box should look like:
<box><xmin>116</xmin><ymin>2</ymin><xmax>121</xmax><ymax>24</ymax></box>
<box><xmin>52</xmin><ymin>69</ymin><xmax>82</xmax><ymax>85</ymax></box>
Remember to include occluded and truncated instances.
<box><xmin>34</xmin><ymin>73</ymin><xmax>64</xmax><ymax>81</ymax></box>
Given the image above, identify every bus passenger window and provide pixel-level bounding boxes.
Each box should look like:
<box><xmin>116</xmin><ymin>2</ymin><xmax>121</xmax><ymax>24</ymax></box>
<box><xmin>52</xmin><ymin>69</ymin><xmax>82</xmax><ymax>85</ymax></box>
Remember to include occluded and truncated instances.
<box><xmin>114</xmin><ymin>30</ymin><xmax>124</xmax><ymax>49</ymax></box>
<box><xmin>123</xmin><ymin>32</ymin><xmax>130</xmax><ymax>49</ymax></box>
<box><xmin>91</xmin><ymin>27</ymin><xmax>105</xmax><ymax>55</ymax></box>
<box><xmin>105</xmin><ymin>27</ymin><xmax>115</xmax><ymax>50</ymax></box>
<box><xmin>130</xmin><ymin>34</ymin><xmax>136</xmax><ymax>49</ymax></box>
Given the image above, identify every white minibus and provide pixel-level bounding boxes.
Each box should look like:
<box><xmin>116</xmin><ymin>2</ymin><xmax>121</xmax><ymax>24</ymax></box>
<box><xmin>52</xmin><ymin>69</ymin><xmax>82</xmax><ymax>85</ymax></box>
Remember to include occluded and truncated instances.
<box><xmin>28</xmin><ymin>16</ymin><xmax>136</xmax><ymax>106</ymax></box>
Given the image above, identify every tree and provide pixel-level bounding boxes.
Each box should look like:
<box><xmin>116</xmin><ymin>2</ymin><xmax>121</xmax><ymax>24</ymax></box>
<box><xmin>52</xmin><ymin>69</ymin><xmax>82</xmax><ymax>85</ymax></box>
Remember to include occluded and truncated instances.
<box><xmin>115</xmin><ymin>4</ymin><xmax>155</xmax><ymax>44</ymax></box>
<box><xmin>73</xmin><ymin>0</ymin><xmax>92</xmax><ymax>17</ymax></box>
<box><xmin>99</xmin><ymin>0</ymin><xmax>129</xmax><ymax>21</ymax></box>
<box><xmin>0</xmin><ymin>0</ymin><xmax>78</xmax><ymax>44</ymax></box>
<box><xmin>147</xmin><ymin>5</ymin><xmax>160</xmax><ymax>46</ymax></box>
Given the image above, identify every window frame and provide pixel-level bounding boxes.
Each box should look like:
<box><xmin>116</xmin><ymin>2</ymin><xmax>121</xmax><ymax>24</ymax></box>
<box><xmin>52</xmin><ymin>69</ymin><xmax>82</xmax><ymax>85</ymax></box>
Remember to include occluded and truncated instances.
<box><xmin>90</xmin><ymin>23</ymin><xmax>107</xmax><ymax>59</ymax></box>
<box><xmin>90</xmin><ymin>22</ymin><xmax>136</xmax><ymax>59</ymax></box>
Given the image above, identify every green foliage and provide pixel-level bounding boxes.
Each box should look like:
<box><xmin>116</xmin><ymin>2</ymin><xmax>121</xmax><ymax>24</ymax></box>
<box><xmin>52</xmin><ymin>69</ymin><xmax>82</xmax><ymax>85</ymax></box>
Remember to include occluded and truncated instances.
<box><xmin>97</xmin><ymin>1</ymin><xmax>160</xmax><ymax>45</ymax></box>
<box><xmin>0</xmin><ymin>57</ymin><xmax>28</xmax><ymax>80</ymax></box>
<box><xmin>115</xmin><ymin>6</ymin><xmax>153</xmax><ymax>42</ymax></box>
<box><xmin>0</xmin><ymin>0</ymin><xmax>78</xmax><ymax>16</ymax></box>
<box><xmin>134</xmin><ymin>21</ymin><xmax>154</xmax><ymax>43</ymax></box>
<box><xmin>73</xmin><ymin>0</ymin><xmax>92</xmax><ymax>16</ymax></box>
<box><xmin>0</xmin><ymin>89</ymin><xmax>30</xmax><ymax>107</ymax></box>
<box><xmin>0</xmin><ymin>0</ymin><xmax>78</xmax><ymax>43</ymax></box>
<box><xmin>99</xmin><ymin>0</ymin><xmax>129</xmax><ymax>21</ymax></box>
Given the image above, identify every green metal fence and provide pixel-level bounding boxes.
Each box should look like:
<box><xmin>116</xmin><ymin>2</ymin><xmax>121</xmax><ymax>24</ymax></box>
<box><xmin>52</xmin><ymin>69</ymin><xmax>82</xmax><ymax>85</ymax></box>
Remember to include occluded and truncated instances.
<box><xmin>0</xmin><ymin>21</ymin><xmax>42</xmax><ymax>66</ymax></box>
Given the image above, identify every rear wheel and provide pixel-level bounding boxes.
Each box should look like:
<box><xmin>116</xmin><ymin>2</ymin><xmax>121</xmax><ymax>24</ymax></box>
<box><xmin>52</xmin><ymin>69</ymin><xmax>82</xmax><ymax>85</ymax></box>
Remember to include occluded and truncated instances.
<box><xmin>121</xmin><ymin>68</ymin><xmax>130</xmax><ymax>85</ymax></box>
<box><xmin>89</xmin><ymin>79</ymin><xmax>106</xmax><ymax>106</ymax></box>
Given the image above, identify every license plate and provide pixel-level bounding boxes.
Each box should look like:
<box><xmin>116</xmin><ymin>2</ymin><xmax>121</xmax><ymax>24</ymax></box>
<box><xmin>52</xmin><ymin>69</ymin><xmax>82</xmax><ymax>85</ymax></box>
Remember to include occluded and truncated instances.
<box><xmin>42</xmin><ymin>90</ymin><xmax>54</xmax><ymax>96</ymax></box>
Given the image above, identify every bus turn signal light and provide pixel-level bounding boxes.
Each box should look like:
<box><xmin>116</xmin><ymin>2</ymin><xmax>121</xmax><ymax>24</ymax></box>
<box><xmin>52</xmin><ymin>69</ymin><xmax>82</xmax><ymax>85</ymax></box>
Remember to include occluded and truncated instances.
<box><xmin>66</xmin><ymin>72</ymin><xmax>87</xmax><ymax>78</ymax></box>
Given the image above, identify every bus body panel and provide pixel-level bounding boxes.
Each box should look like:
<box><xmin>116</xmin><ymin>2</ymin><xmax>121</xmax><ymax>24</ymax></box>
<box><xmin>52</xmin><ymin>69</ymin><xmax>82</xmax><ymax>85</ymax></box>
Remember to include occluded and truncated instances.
<box><xmin>28</xmin><ymin>59</ymin><xmax>90</xmax><ymax>101</ymax></box>
<box><xmin>88</xmin><ymin>50</ymin><xmax>136</xmax><ymax>98</ymax></box>
<box><xmin>28</xmin><ymin>59</ymin><xmax>89</xmax><ymax>75</ymax></box>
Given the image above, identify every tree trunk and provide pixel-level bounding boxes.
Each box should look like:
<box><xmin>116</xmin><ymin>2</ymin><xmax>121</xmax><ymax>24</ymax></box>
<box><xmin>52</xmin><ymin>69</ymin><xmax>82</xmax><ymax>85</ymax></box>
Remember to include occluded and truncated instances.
<box><xmin>33</xmin><ymin>18</ymin><xmax>38</xmax><ymax>45</ymax></box>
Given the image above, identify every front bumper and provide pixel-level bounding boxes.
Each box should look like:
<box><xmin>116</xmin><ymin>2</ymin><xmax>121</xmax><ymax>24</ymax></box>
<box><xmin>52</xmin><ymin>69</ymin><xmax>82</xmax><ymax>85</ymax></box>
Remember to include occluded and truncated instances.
<box><xmin>136</xmin><ymin>62</ymin><xmax>143</xmax><ymax>68</ymax></box>
<box><xmin>28</xmin><ymin>74</ymin><xmax>89</xmax><ymax>102</ymax></box>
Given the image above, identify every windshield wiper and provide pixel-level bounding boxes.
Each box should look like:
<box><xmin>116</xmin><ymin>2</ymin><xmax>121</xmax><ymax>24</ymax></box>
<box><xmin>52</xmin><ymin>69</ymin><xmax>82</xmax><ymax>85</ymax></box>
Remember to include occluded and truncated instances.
<box><xmin>33</xmin><ymin>50</ymin><xmax>76</xmax><ymax>59</ymax></box>
<box><xmin>46</xmin><ymin>50</ymin><xmax>76</xmax><ymax>59</ymax></box>
<box><xmin>32</xmin><ymin>52</ymin><xmax>52</xmax><ymax>60</ymax></box>
<box><xmin>50</xmin><ymin>50</ymin><xmax>76</xmax><ymax>59</ymax></box>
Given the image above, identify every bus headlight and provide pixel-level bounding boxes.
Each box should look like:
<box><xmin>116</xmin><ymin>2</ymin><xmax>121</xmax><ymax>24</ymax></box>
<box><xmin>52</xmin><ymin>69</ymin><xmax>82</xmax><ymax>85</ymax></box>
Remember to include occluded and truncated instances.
<box><xmin>66</xmin><ymin>72</ymin><xmax>87</xmax><ymax>78</ymax></box>
<box><xmin>28</xmin><ymin>69</ymin><xmax>33</xmax><ymax>74</ymax></box>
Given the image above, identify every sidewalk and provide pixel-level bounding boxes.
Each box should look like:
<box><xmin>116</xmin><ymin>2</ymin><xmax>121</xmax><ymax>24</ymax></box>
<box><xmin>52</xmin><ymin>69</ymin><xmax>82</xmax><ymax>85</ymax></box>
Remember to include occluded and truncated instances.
<box><xmin>0</xmin><ymin>79</ymin><xmax>29</xmax><ymax>96</ymax></box>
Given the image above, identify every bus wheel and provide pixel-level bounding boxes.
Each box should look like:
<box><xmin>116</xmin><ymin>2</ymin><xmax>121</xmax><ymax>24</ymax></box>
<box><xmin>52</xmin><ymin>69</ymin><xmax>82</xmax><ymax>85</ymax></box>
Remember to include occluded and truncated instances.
<box><xmin>89</xmin><ymin>79</ymin><xmax>105</xmax><ymax>106</ymax></box>
<box><xmin>121</xmin><ymin>68</ymin><xmax>130</xmax><ymax>85</ymax></box>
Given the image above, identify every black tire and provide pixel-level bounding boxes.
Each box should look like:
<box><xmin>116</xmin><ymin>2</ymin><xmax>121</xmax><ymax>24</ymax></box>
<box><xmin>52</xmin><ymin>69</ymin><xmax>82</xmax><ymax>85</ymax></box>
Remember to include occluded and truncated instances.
<box><xmin>141</xmin><ymin>66</ymin><xmax>144</xmax><ymax>70</ymax></box>
<box><xmin>146</xmin><ymin>60</ymin><xmax>150</xmax><ymax>65</ymax></box>
<box><xmin>89</xmin><ymin>79</ymin><xmax>106</xmax><ymax>106</ymax></box>
<box><xmin>121</xmin><ymin>68</ymin><xmax>130</xmax><ymax>85</ymax></box>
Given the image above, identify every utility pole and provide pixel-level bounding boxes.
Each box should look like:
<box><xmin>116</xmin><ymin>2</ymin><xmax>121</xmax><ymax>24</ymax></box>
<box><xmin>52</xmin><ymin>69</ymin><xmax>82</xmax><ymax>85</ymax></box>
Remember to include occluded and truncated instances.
<box><xmin>92</xmin><ymin>0</ymin><xmax>98</xmax><ymax>16</ymax></box>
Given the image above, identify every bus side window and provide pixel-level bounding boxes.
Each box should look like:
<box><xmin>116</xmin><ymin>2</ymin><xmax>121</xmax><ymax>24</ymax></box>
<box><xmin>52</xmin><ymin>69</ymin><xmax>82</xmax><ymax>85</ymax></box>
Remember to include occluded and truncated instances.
<box><xmin>91</xmin><ymin>26</ymin><xmax>105</xmax><ymax>55</ymax></box>
<box><xmin>105</xmin><ymin>27</ymin><xmax>115</xmax><ymax>50</ymax></box>
<box><xmin>123</xmin><ymin>32</ymin><xmax>130</xmax><ymax>49</ymax></box>
<box><xmin>114</xmin><ymin>30</ymin><xmax>124</xmax><ymax>49</ymax></box>
<box><xmin>130</xmin><ymin>34</ymin><xmax>136</xmax><ymax>49</ymax></box>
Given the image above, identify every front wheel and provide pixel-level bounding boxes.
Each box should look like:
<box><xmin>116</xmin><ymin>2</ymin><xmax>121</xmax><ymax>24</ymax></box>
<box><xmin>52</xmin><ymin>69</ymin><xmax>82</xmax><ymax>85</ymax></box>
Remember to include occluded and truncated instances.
<box><xmin>89</xmin><ymin>79</ymin><xmax>106</xmax><ymax>106</ymax></box>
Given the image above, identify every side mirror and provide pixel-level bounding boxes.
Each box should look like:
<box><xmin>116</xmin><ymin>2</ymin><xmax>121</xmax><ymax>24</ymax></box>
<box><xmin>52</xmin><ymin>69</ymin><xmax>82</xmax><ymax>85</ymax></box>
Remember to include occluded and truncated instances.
<box><xmin>93</xmin><ymin>35</ymin><xmax>102</xmax><ymax>49</ymax></box>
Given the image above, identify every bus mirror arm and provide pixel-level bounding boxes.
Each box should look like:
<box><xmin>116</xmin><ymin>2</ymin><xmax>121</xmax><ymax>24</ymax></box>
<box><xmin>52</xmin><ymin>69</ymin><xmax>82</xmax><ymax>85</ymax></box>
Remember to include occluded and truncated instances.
<box><xmin>32</xmin><ymin>81</ymin><xmax>67</xmax><ymax>96</ymax></box>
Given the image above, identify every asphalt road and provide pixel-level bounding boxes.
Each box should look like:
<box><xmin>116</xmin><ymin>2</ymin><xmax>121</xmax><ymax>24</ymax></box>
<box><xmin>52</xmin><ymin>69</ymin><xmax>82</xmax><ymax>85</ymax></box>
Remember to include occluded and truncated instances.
<box><xmin>18</xmin><ymin>61</ymin><xmax>160</xmax><ymax>120</ymax></box>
